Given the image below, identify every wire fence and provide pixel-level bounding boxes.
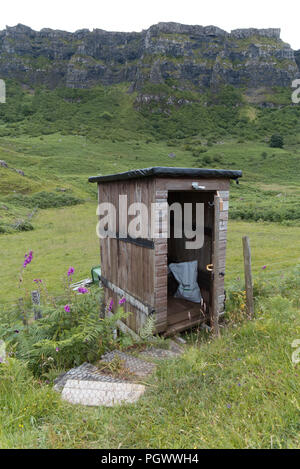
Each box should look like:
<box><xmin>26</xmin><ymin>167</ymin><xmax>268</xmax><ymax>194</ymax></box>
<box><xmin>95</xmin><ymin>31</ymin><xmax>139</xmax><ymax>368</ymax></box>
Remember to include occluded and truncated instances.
<box><xmin>226</xmin><ymin>265</ymin><xmax>298</xmax><ymax>277</ymax></box>
<box><xmin>225</xmin><ymin>257</ymin><xmax>300</xmax><ymax>277</ymax></box>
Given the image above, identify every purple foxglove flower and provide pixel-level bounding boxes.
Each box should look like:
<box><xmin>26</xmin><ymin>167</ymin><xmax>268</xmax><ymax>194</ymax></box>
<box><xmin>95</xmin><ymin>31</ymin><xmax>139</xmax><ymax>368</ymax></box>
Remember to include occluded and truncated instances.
<box><xmin>64</xmin><ymin>304</ymin><xmax>70</xmax><ymax>313</ymax></box>
<box><xmin>108</xmin><ymin>299</ymin><xmax>113</xmax><ymax>311</ymax></box>
<box><xmin>67</xmin><ymin>267</ymin><xmax>74</xmax><ymax>277</ymax></box>
<box><xmin>55</xmin><ymin>347</ymin><xmax>59</xmax><ymax>352</ymax></box>
<box><xmin>23</xmin><ymin>250</ymin><xmax>33</xmax><ymax>268</ymax></box>
<box><xmin>78</xmin><ymin>287</ymin><xmax>89</xmax><ymax>294</ymax></box>
<box><xmin>119</xmin><ymin>297</ymin><xmax>126</xmax><ymax>305</ymax></box>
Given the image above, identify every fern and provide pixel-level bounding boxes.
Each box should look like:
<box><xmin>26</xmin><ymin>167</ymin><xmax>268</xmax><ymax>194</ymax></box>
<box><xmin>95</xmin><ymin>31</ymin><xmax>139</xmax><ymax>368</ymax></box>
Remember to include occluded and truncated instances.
<box><xmin>139</xmin><ymin>315</ymin><xmax>156</xmax><ymax>340</ymax></box>
<box><xmin>4</xmin><ymin>289</ymin><xmax>129</xmax><ymax>376</ymax></box>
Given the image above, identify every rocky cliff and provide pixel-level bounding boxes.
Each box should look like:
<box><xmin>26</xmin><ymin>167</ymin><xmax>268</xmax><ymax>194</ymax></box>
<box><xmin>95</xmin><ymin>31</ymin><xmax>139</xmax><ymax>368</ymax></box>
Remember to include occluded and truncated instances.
<box><xmin>0</xmin><ymin>22</ymin><xmax>299</xmax><ymax>92</ymax></box>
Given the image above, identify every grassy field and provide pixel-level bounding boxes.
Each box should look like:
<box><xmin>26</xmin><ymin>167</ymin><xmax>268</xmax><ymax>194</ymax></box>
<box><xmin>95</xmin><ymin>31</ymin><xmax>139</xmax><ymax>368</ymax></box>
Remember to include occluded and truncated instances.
<box><xmin>0</xmin><ymin>203</ymin><xmax>99</xmax><ymax>304</ymax></box>
<box><xmin>1</xmin><ymin>133</ymin><xmax>300</xmax><ymax>187</ymax></box>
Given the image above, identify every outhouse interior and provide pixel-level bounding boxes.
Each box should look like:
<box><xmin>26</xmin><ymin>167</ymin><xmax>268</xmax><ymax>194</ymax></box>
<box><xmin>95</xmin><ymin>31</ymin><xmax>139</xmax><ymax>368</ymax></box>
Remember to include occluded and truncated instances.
<box><xmin>89</xmin><ymin>167</ymin><xmax>242</xmax><ymax>336</ymax></box>
<box><xmin>167</xmin><ymin>190</ymin><xmax>214</xmax><ymax>332</ymax></box>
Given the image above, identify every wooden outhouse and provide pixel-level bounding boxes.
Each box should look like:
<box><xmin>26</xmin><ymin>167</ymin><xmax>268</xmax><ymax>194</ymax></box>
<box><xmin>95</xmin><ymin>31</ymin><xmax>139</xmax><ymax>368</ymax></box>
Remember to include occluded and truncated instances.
<box><xmin>89</xmin><ymin>167</ymin><xmax>242</xmax><ymax>336</ymax></box>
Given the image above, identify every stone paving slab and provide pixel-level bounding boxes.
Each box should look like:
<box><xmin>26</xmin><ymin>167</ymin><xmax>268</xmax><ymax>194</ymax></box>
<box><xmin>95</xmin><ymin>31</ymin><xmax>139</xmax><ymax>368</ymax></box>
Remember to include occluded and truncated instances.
<box><xmin>55</xmin><ymin>344</ymin><xmax>184</xmax><ymax>406</ymax></box>
<box><xmin>100</xmin><ymin>350</ymin><xmax>156</xmax><ymax>378</ymax></box>
<box><xmin>61</xmin><ymin>379</ymin><xmax>145</xmax><ymax>407</ymax></box>
<box><xmin>54</xmin><ymin>362</ymin><xmax>125</xmax><ymax>391</ymax></box>
<box><xmin>139</xmin><ymin>347</ymin><xmax>181</xmax><ymax>360</ymax></box>
<box><xmin>169</xmin><ymin>339</ymin><xmax>185</xmax><ymax>354</ymax></box>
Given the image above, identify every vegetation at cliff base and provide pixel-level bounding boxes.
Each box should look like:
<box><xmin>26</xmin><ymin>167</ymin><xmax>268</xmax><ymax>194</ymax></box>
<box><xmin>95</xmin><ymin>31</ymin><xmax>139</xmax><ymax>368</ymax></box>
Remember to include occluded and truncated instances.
<box><xmin>1</xmin><ymin>81</ymin><xmax>300</xmax><ymax>143</ymax></box>
<box><xmin>270</xmin><ymin>134</ymin><xmax>284</xmax><ymax>148</ymax></box>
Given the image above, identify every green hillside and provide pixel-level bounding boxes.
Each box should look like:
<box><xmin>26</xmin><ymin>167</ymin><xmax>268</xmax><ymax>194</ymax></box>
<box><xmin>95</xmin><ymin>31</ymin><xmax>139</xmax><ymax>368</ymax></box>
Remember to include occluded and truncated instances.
<box><xmin>1</xmin><ymin>81</ymin><xmax>300</xmax><ymax>141</ymax></box>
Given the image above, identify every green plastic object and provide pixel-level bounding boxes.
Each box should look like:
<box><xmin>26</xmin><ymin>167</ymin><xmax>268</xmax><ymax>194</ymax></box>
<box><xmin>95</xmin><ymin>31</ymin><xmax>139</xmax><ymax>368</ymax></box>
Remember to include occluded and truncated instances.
<box><xmin>91</xmin><ymin>266</ymin><xmax>101</xmax><ymax>283</ymax></box>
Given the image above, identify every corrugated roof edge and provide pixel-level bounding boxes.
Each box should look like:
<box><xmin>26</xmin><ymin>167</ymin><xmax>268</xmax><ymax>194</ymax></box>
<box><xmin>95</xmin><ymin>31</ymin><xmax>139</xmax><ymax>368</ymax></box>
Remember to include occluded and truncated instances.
<box><xmin>88</xmin><ymin>166</ymin><xmax>242</xmax><ymax>183</ymax></box>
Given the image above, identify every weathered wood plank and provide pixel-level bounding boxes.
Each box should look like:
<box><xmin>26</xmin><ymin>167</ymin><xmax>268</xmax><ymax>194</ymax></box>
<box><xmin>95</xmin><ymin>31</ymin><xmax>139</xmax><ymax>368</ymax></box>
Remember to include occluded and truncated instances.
<box><xmin>156</xmin><ymin>178</ymin><xmax>230</xmax><ymax>192</ymax></box>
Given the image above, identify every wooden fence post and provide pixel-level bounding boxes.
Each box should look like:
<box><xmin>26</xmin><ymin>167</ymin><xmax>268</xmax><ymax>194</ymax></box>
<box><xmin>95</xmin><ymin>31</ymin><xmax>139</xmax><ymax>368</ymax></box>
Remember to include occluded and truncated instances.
<box><xmin>242</xmin><ymin>236</ymin><xmax>254</xmax><ymax>318</ymax></box>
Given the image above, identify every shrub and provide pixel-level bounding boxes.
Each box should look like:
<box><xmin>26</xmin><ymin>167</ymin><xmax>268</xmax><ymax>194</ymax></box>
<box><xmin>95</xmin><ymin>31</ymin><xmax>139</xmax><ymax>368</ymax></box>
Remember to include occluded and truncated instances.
<box><xmin>203</xmin><ymin>155</ymin><xmax>213</xmax><ymax>165</ymax></box>
<box><xmin>7</xmin><ymin>191</ymin><xmax>82</xmax><ymax>209</ymax></box>
<box><xmin>0</xmin><ymin>223</ymin><xmax>13</xmax><ymax>234</ymax></box>
<box><xmin>269</xmin><ymin>134</ymin><xmax>284</xmax><ymax>148</ymax></box>
<box><xmin>13</xmin><ymin>220</ymin><xmax>34</xmax><ymax>231</ymax></box>
<box><xmin>192</xmin><ymin>146</ymin><xmax>208</xmax><ymax>157</ymax></box>
<box><xmin>213</xmin><ymin>155</ymin><xmax>223</xmax><ymax>163</ymax></box>
<box><xmin>100</xmin><ymin>111</ymin><xmax>113</xmax><ymax>121</ymax></box>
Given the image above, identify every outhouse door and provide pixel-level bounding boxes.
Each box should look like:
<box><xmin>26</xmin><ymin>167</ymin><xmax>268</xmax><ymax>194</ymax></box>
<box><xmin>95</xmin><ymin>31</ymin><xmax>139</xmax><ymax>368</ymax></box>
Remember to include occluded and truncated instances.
<box><xmin>211</xmin><ymin>193</ymin><xmax>221</xmax><ymax>336</ymax></box>
<box><xmin>165</xmin><ymin>189</ymin><xmax>220</xmax><ymax>334</ymax></box>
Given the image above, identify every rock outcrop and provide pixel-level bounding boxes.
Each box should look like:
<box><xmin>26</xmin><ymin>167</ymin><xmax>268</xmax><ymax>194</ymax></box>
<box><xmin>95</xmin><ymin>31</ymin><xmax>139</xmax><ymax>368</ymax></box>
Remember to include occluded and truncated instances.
<box><xmin>0</xmin><ymin>22</ymin><xmax>298</xmax><ymax>91</ymax></box>
<box><xmin>295</xmin><ymin>50</ymin><xmax>300</xmax><ymax>71</ymax></box>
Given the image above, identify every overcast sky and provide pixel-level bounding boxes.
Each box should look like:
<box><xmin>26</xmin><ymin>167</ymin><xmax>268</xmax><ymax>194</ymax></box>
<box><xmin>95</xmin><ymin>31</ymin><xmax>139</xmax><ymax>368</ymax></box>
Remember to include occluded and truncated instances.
<box><xmin>1</xmin><ymin>0</ymin><xmax>300</xmax><ymax>49</ymax></box>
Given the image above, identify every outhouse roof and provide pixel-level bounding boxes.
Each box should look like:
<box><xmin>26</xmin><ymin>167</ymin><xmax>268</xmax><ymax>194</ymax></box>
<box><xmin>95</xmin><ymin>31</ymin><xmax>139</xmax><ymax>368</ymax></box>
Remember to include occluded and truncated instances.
<box><xmin>88</xmin><ymin>166</ymin><xmax>242</xmax><ymax>183</ymax></box>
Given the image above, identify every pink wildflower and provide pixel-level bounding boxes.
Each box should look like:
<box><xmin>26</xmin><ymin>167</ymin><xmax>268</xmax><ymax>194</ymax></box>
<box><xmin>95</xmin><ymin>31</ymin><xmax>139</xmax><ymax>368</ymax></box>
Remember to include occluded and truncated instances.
<box><xmin>23</xmin><ymin>251</ymin><xmax>33</xmax><ymax>268</ymax></box>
